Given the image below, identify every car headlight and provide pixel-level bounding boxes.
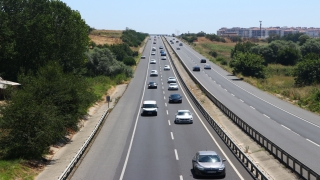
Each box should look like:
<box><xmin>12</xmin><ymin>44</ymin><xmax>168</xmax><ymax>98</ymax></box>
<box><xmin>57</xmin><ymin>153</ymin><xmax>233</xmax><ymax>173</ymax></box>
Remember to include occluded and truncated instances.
<box><xmin>219</xmin><ymin>164</ymin><xmax>225</xmax><ymax>171</ymax></box>
<box><xmin>195</xmin><ymin>164</ymin><xmax>205</xmax><ymax>170</ymax></box>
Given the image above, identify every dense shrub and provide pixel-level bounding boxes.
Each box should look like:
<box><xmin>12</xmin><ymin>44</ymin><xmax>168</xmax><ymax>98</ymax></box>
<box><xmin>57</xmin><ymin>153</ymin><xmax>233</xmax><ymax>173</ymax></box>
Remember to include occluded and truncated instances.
<box><xmin>0</xmin><ymin>62</ymin><xmax>96</xmax><ymax>159</ymax></box>
<box><xmin>230</xmin><ymin>52</ymin><xmax>266</xmax><ymax>78</ymax></box>
<box><xmin>123</xmin><ymin>57</ymin><xmax>136</xmax><ymax>66</ymax></box>
<box><xmin>209</xmin><ymin>51</ymin><xmax>218</xmax><ymax>58</ymax></box>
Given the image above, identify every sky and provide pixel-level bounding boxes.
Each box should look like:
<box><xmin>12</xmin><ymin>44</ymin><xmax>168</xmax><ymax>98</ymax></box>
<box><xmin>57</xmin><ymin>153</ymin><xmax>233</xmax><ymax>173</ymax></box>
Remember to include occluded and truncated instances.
<box><xmin>61</xmin><ymin>0</ymin><xmax>320</xmax><ymax>35</ymax></box>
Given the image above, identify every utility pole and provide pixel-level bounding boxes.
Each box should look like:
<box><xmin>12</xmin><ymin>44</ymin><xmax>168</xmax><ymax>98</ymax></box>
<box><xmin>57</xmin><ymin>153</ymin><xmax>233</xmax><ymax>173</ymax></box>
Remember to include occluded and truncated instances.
<box><xmin>259</xmin><ymin>21</ymin><xmax>262</xmax><ymax>38</ymax></box>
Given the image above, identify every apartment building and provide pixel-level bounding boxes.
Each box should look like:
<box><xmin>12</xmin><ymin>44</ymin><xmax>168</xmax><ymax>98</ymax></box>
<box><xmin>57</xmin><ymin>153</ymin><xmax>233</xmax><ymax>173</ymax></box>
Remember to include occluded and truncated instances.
<box><xmin>217</xmin><ymin>27</ymin><xmax>320</xmax><ymax>38</ymax></box>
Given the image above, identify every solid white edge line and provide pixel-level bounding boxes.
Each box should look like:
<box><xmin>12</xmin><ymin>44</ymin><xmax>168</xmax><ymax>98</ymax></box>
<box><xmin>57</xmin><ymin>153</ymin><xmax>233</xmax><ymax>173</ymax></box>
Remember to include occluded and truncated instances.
<box><xmin>306</xmin><ymin>139</ymin><xmax>320</xmax><ymax>147</ymax></box>
<box><xmin>174</xmin><ymin>149</ymin><xmax>179</xmax><ymax>160</ymax></box>
<box><xmin>171</xmin><ymin>132</ymin><xmax>174</xmax><ymax>140</ymax></box>
<box><xmin>119</xmin><ymin>41</ymin><xmax>153</xmax><ymax>180</ymax></box>
<box><xmin>166</xmin><ymin>40</ymin><xmax>244</xmax><ymax>180</ymax></box>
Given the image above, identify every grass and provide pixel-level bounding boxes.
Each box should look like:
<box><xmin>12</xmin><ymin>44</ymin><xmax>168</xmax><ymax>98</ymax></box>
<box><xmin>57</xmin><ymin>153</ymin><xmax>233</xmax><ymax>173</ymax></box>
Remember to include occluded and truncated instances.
<box><xmin>90</xmin><ymin>30</ymin><xmax>122</xmax><ymax>38</ymax></box>
<box><xmin>0</xmin><ymin>160</ymin><xmax>37</xmax><ymax>180</ymax></box>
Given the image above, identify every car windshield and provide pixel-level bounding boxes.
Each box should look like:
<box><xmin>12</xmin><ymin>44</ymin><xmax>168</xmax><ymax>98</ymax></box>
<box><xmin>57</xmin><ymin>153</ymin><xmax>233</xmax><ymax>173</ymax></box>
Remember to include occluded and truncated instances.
<box><xmin>149</xmin><ymin>82</ymin><xmax>155</xmax><ymax>84</ymax></box>
<box><xmin>143</xmin><ymin>104</ymin><xmax>156</xmax><ymax>108</ymax></box>
<box><xmin>177</xmin><ymin>111</ymin><xmax>190</xmax><ymax>115</ymax></box>
<box><xmin>170</xmin><ymin>83</ymin><xmax>177</xmax><ymax>85</ymax></box>
<box><xmin>198</xmin><ymin>155</ymin><xmax>221</xmax><ymax>162</ymax></box>
<box><xmin>171</xmin><ymin>94</ymin><xmax>180</xmax><ymax>98</ymax></box>
<box><xmin>169</xmin><ymin>77</ymin><xmax>175</xmax><ymax>79</ymax></box>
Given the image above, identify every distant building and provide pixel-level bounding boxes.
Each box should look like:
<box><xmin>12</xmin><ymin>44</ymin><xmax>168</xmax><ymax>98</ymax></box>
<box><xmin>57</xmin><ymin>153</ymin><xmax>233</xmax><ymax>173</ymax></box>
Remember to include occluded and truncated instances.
<box><xmin>217</xmin><ymin>26</ymin><xmax>320</xmax><ymax>38</ymax></box>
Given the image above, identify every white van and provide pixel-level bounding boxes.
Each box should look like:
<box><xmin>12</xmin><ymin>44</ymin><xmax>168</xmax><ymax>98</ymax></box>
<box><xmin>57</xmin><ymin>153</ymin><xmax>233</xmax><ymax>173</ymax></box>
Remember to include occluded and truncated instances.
<box><xmin>141</xmin><ymin>100</ymin><xmax>158</xmax><ymax>116</ymax></box>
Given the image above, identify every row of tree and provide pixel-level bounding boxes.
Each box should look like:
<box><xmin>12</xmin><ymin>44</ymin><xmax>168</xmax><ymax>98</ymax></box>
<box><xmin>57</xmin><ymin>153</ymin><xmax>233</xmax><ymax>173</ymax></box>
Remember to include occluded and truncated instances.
<box><xmin>230</xmin><ymin>36</ymin><xmax>320</xmax><ymax>86</ymax></box>
<box><xmin>0</xmin><ymin>0</ymin><xmax>145</xmax><ymax>159</ymax></box>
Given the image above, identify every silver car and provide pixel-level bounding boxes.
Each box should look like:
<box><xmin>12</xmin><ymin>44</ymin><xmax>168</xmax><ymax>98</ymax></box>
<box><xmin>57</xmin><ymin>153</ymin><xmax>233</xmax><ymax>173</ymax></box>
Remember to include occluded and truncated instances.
<box><xmin>192</xmin><ymin>151</ymin><xmax>226</xmax><ymax>178</ymax></box>
<box><xmin>164</xmin><ymin>65</ymin><xmax>170</xmax><ymax>70</ymax></box>
<box><xmin>150</xmin><ymin>59</ymin><xmax>156</xmax><ymax>64</ymax></box>
<box><xmin>167</xmin><ymin>77</ymin><xmax>176</xmax><ymax>83</ymax></box>
<box><xmin>174</xmin><ymin>110</ymin><xmax>193</xmax><ymax>124</ymax></box>
<box><xmin>150</xmin><ymin>70</ymin><xmax>158</xmax><ymax>76</ymax></box>
<box><xmin>168</xmin><ymin>83</ymin><xmax>178</xmax><ymax>90</ymax></box>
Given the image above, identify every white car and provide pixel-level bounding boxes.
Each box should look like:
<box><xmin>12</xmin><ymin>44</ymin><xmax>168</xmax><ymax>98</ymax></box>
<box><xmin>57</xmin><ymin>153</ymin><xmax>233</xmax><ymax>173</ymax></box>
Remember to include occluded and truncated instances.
<box><xmin>152</xmin><ymin>47</ymin><xmax>156</xmax><ymax>51</ymax></box>
<box><xmin>150</xmin><ymin>70</ymin><xmax>158</xmax><ymax>76</ymax></box>
<box><xmin>174</xmin><ymin>110</ymin><xmax>193</xmax><ymax>124</ymax></box>
<box><xmin>150</xmin><ymin>59</ymin><xmax>156</xmax><ymax>64</ymax></box>
<box><xmin>164</xmin><ymin>65</ymin><xmax>170</xmax><ymax>70</ymax></box>
<box><xmin>168</xmin><ymin>83</ymin><xmax>178</xmax><ymax>90</ymax></box>
<box><xmin>167</xmin><ymin>77</ymin><xmax>176</xmax><ymax>83</ymax></box>
<box><xmin>161</xmin><ymin>56</ymin><xmax>167</xmax><ymax>60</ymax></box>
<box><xmin>151</xmin><ymin>52</ymin><xmax>156</xmax><ymax>55</ymax></box>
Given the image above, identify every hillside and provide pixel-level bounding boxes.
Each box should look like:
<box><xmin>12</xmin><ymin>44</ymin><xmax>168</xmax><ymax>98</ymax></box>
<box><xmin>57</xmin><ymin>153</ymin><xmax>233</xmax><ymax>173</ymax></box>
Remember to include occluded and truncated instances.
<box><xmin>89</xmin><ymin>29</ymin><xmax>123</xmax><ymax>45</ymax></box>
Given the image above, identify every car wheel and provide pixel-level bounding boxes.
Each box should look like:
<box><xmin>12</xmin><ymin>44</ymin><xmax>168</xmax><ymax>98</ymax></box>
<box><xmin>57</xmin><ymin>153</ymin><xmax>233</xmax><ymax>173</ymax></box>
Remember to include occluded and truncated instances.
<box><xmin>193</xmin><ymin>166</ymin><xmax>199</xmax><ymax>178</ymax></box>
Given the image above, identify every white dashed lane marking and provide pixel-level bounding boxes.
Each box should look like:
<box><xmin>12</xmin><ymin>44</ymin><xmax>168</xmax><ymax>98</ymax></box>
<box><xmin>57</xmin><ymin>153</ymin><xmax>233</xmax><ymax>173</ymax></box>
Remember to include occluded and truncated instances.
<box><xmin>174</xmin><ymin>149</ymin><xmax>179</xmax><ymax>160</ymax></box>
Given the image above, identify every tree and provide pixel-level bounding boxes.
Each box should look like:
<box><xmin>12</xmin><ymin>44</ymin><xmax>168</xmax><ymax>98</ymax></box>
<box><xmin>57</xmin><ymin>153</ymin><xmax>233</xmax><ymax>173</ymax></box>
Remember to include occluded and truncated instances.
<box><xmin>298</xmin><ymin>34</ymin><xmax>310</xmax><ymax>46</ymax></box>
<box><xmin>300</xmin><ymin>39</ymin><xmax>320</xmax><ymax>57</ymax></box>
<box><xmin>230</xmin><ymin>52</ymin><xmax>266</xmax><ymax>78</ymax></box>
<box><xmin>0</xmin><ymin>62</ymin><xmax>95</xmax><ymax>159</ymax></box>
<box><xmin>86</xmin><ymin>47</ymin><xmax>133</xmax><ymax>77</ymax></box>
<box><xmin>294</xmin><ymin>57</ymin><xmax>320</xmax><ymax>86</ymax></box>
<box><xmin>250</xmin><ymin>45</ymin><xmax>275</xmax><ymax>64</ymax></box>
<box><xmin>277</xmin><ymin>47</ymin><xmax>301</xmax><ymax>66</ymax></box>
<box><xmin>231</xmin><ymin>41</ymin><xmax>257</xmax><ymax>58</ymax></box>
<box><xmin>0</xmin><ymin>0</ymin><xmax>90</xmax><ymax>81</ymax></box>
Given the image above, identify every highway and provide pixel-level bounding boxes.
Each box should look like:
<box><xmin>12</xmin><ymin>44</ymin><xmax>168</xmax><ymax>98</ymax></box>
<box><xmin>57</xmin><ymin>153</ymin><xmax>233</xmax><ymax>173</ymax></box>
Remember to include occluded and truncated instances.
<box><xmin>71</xmin><ymin>37</ymin><xmax>253</xmax><ymax>180</ymax></box>
<box><xmin>166</xmin><ymin>37</ymin><xmax>320</xmax><ymax>173</ymax></box>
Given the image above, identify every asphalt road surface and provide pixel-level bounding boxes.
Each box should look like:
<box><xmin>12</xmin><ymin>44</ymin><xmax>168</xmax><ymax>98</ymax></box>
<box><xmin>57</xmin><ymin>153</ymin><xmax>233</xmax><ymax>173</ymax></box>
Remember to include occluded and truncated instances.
<box><xmin>166</xmin><ymin>37</ymin><xmax>320</xmax><ymax>174</ymax></box>
<box><xmin>71</xmin><ymin>38</ymin><xmax>253</xmax><ymax>180</ymax></box>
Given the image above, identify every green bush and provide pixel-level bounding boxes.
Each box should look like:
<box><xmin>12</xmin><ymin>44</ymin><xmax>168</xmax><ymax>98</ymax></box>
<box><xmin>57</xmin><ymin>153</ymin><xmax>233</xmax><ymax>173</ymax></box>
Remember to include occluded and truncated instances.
<box><xmin>209</xmin><ymin>51</ymin><xmax>218</xmax><ymax>58</ymax></box>
<box><xmin>123</xmin><ymin>57</ymin><xmax>136</xmax><ymax>66</ymax></box>
<box><xmin>0</xmin><ymin>62</ymin><xmax>96</xmax><ymax>159</ymax></box>
<box><xmin>230</xmin><ymin>52</ymin><xmax>266</xmax><ymax>78</ymax></box>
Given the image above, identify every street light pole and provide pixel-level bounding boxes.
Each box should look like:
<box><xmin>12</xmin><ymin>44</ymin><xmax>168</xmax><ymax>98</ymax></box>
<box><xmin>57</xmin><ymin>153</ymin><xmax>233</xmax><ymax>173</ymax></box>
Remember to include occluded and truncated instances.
<box><xmin>259</xmin><ymin>21</ymin><xmax>262</xmax><ymax>38</ymax></box>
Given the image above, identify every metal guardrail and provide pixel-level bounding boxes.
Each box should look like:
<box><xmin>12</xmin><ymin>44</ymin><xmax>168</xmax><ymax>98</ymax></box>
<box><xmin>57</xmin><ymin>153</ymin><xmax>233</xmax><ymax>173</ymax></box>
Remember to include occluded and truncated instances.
<box><xmin>164</xmin><ymin>37</ymin><xmax>320</xmax><ymax>180</ymax></box>
<box><xmin>58</xmin><ymin>108</ymin><xmax>110</xmax><ymax>180</ymax></box>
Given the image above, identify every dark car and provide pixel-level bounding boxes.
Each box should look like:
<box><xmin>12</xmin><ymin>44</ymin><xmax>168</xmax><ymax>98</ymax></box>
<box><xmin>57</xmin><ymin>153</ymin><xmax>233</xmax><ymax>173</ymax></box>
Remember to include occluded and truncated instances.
<box><xmin>193</xmin><ymin>66</ymin><xmax>201</xmax><ymax>71</ymax></box>
<box><xmin>200</xmin><ymin>59</ymin><xmax>206</xmax><ymax>63</ymax></box>
<box><xmin>161</xmin><ymin>52</ymin><xmax>167</xmax><ymax>56</ymax></box>
<box><xmin>169</xmin><ymin>94</ymin><xmax>182</xmax><ymax>103</ymax></box>
<box><xmin>148</xmin><ymin>82</ymin><xmax>157</xmax><ymax>89</ymax></box>
<box><xmin>192</xmin><ymin>151</ymin><xmax>226</xmax><ymax>178</ymax></box>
